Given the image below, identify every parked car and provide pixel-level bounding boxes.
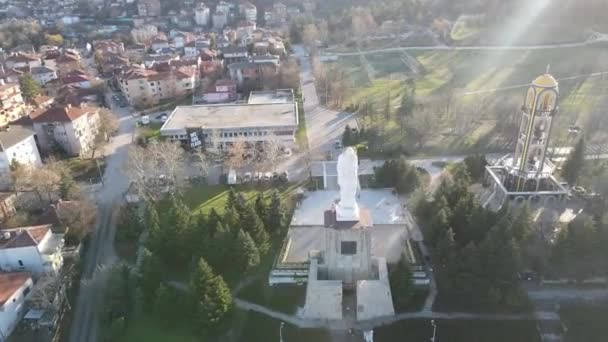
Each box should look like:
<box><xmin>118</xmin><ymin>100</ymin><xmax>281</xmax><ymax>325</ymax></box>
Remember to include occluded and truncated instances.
<box><xmin>571</xmin><ymin>186</ymin><xmax>586</xmax><ymax>197</ymax></box>
<box><xmin>334</xmin><ymin>140</ymin><xmax>342</xmax><ymax>150</ymax></box>
<box><xmin>280</xmin><ymin>171</ymin><xmax>289</xmax><ymax>182</ymax></box>
<box><xmin>262</xmin><ymin>172</ymin><xmax>272</xmax><ymax>181</ymax></box>
<box><xmin>140</xmin><ymin>115</ymin><xmax>150</xmax><ymax>125</ymax></box>
<box><xmin>243</xmin><ymin>172</ymin><xmax>252</xmax><ymax>183</ymax></box>
<box><xmin>253</xmin><ymin>172</ymin><xmax>262</xmax><ymax>182</ymax></box>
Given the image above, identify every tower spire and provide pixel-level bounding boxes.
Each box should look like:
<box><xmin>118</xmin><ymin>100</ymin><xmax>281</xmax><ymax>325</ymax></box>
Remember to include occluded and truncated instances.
<box><xmin>546</xmin><ymin>64</ymin><xmax>551</xmax><ymax>75</ymax></box>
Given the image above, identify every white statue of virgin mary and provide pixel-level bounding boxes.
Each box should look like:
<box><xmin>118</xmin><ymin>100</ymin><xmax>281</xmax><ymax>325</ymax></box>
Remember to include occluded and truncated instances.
<box><xmin>336</xmin><ymin>147</ymin><xmax>360</xmax><ymax>221</ymax></box>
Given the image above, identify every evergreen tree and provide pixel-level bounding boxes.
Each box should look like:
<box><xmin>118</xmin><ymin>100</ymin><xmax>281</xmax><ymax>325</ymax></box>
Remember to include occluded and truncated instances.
<box><xmin>511</xmin><ymin>204</ymin><xmax>533</xmax><ymax>242</ymax></box>
<box><xmin>233</xmin><ymin>229</ymin><xmax>260</xmax><ymax>276</ymax></box>
<box><xmin>222</xmin><ymin>207</ymin><xmax>239</xmax><ymax>234</ymax></box>
<box><xmin>205</xmin><ymin>222</ymin><xmax>232</xmax><ymax>271</ymax></box>
<box><xmin>562</xmin><ymin>137</ymin><xmax>586</xmax><ymax>185</ymax></box>
<box><xmin>226</xmin><ymin>188</ymin><xmax>237</xmax><ymax>212</ymax></box>
<box><xmin>384</xmin><ymin>91</ymin><xmax>392</xmax><ymax>120</ymax></box>
<box><xmin>19</xmin><ymin>73</ymin><xmax>41</xmax><ymax>103</ymax></box>
<box><xmin>140</xmin><ymin>248</ymin><xmax>165</xmax><ymax>309</ymax></box>
<box><xmin>265</xmin><ymin>190</ymin><xmax>285</xmax><ymax>238</ymax></box>
<box><xmin>389</xmin><ymin>257</ymin><xmax>414</xmax><ymax>309</ymax></box>
<box><xmin>428</xmin><ymin>203</ymin><xmax>451</xmax><ymax>245</ymax></box>
<box><xmin>342</xmin><ymin>124</ymin><xmax>353</xmax><ymax>146</ymax></box>
<box><xmin>190</xmin><ymin>258</ymin><xmax>232</xmax><ymax>333</ymax></box>
<box><xmin>241</xmin><ymin>205</ymin><xmax>270</xmax><ymax>254</ymax></box>
<box><xmin>397</xmin><ymin>87</ymin><xmax>415</xmax><ymax>132</ymax></box>
<box><xmin>207</xmin><ymin>208</ymin><xmax>222</xmax><ymax>237</ymax></box>
<box><xmin>254</xmin><ymin>193</ymin><xmax>267</xmax><ymax>221</ymax></box>
<box><xmin>153</xmin><ymin>284</ymin><xmax>180</xmax><ymax>327</ymax></box>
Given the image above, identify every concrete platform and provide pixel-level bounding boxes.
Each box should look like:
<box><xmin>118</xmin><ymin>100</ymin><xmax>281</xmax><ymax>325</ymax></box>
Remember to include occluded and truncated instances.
<box><xmin>291</xmin><ymin>190</ymin><xmax>407</xmax><ymax>226</ymax></box>
<box><xmin>356</xmin><ymin>258</ymin><xmax>395</xmax><ymax>320</ymax></box>
<box><xmin>284</xmin><ymin>225</ymin><xmax>407</xmax><ymax>264</ymax></box>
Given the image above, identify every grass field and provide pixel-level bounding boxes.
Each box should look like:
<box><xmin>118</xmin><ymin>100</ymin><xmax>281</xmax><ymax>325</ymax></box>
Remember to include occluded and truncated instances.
<box><xmin>327</xmin><ymin>44</ymin><xmax>608</xmax><ymax>155</ymax></box>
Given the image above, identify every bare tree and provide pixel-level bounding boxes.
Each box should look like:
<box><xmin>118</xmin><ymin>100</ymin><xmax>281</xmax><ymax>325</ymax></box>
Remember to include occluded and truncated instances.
<box><xmin>224</xmin><ymin>138</ymin><xmax>248</xmax><ymax>170</ymax></box>
<box><xmin>59</xmin><ymin>199</ymin><xmax>97</xmax><ymax>243</ymax></box>
<box><xmin>27</xmin><ymin>271</ymin><xmax>71</xmax><ymax>311</ymax></box>
<box><xmin>302</xmin><ymin>24</ymin><xmax>319</xmax><ymax>52</ymax></box>
<box><xmin>259</xmin><ymin>133</ymin><xmax>282</xmax><ymax>172</ymax></box>
<box><xmin>12</xmin><ymin>162</ymin><xmax>62</xmax><ymax>206</ymax></box>
<box><xmin>192</xmin><ymin>148</ymin><xmax>209</xmax><ymax>179</ymax></box>
<box><xmin>124</xmin><ymin>145</ymin><xmax>154</xmax><ymax>199</ymax></box>
<box><xmin>351</xmin><ymin>7</ymin><xmax>376</xmax><ymax>40</ymax></box>
<box><xmin>88</xmin><ymin>109</ymin><xmax>119</xmax><ymax>159</ymax></box>
<box><xmin>406</xmin><ymin>105</ymin><xmax>439</xmax><ymax>150</ymax></box>
<box><xmin>148</xmin><ymin>140</ymin><xmax>186</xmax><ymax>189</ymax></box>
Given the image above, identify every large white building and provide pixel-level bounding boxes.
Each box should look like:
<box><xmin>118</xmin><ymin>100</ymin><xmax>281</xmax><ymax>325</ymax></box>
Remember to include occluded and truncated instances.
<box><xmin>0</xmin><ymin>272</ymin><xmax>33</xmax><ymax>341</ymax></box>
<box><xmin>194</xmin><ymin>3</ymin><xmax>210</xmax><ymax>26</ymax></box>
<box><xmin>160</xmin><ymin>89</ymin><xmax>298</xmax><ymax>149</ymax></box>
<box><xmin>31</xmin><ymin>104</ymin><xmax>100</xmax><ymax>157</ymax></box>
<box><xmin>0</xmin><ymin>125</ymin><xmax>42</xmax><ymax>188</ymax></box>
<box><xmin>0</xmin><ymin>225</ymin><xmax>64</xmax><ymax>276</ymax></box>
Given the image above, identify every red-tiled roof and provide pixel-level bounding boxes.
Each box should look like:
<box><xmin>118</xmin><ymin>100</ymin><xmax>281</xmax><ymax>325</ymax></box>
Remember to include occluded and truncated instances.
<box><xmin>0</xmin><ymin>272</ymin><xmax>31</xmax><ymax>306</ymax></box>
<box><xmin>6</xmin><ymin>53</ymin><xmax>40</xmax><ymax>63</ymax></box>
<box><xmin>31</xmin><ymin>104</ymin><xmax>94</xmax><ymax>123</ymax></box>
<box><xmin>0</xmin><ymin>225</ymin><xmax>51</xmax><ymax>249</ymax></box>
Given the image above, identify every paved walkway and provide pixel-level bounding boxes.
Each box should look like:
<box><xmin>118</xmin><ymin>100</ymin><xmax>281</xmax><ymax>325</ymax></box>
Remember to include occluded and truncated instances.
<box><xmin>323</xmin><ymin>35</ymin><xmax>608</xmax><ymax>57</ymax></box>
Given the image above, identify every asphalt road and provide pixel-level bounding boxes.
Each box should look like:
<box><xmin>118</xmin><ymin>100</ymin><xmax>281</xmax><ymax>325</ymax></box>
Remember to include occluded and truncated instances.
<box><xmin>68</xmin><ymin>99</ymin><xmax>136</xmax><ymax>342</ymax></box>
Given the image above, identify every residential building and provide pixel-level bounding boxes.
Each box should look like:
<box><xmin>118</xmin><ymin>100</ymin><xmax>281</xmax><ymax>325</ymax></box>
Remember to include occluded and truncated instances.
<box><xmin>94</xmin><ymin>40</ymin><xmax>125</xmax><ymax>56</ymax></box>
<box><xmin>195</xmin><ymin>79</ymin><xmax>237</xmax><ymax>104</ymax></box>
<box><xmin>54</xmin><ymin>50</ymin><xmax>81</xmax><ymax>78</ymax></box>
<box><xmin>31</xmin><ymin>95</ymin><xmax>55</xmax><ymax>109</ymax></box>
<box><xmin>216</xmin><ymin>1</ymin><xmax>232</xmax><ymax>15</ymax></box>
<box><xmin>0</xmin><ymin>225</ymin><xmax>64</xmax><ymax>275</ymax></box>
<box><xmin>4</xmin><ymin>53</ymin><xmax>41</xmax><ymax>70</ymax></box>
<box><xmin>131</xmin><ymin>25</ymin><xmax>158</xmax><ymax>44</ymax></box>
<box><xmin>137</xmin><ymin>0</ymin><xmax>161</xmax><ymax>17</ymax></box>
<box><xmin>30</xmin><ymin>66</ymin><xmax>58</xmax><ymax>86</ymax></box>
<box><xmin>194</xmin><ymin>3</ymin><xmax>210</xmax><ymax>26</ymax></box>
<box><xmin>160</xmin><ymin>89</ymin><xmax>298</xmax><ymax>149</ymax></box>
<box><xmin>239</xmin><ymin>1</ymin><xmax>257</xmax><ymax>22</ymax></box>
<box><xmin>172</xmin><ymin>32</ymin><xmax>194</xmax><ymax>49</ymax></box>
<box><xmin>0</xmin><ymin>81</ymin><xmax>27</xmax><ymax>127</ymax></box>
<box><xmin>0</xmin><ymin>272</ymin><xmax>33</xmax><ymax>340</ymax></box>
<box><xmin>117</xmin><ymin>66</ymin><xmax>198</xmax><ymax>107</ymax></box>
<box><xmin>213</xmin><ymin>11</ymin><xmax>228</xmax><ymax>30</ymax></box>
<box><xmin>31</xmin><ymin>104</ymin><xmax>100</xmax><ymax>157</ymax></box>
<box><xmin>150</xmin><ymin>35</ymin><xmax>170</xmax><ymax>52</ymax></box>
<box><xmin>0</xmin><ymin>125</ymin><xmax>42</xmax><ymax>187</ymax></box>
<box><xmin>60</xmin><ymin>70</ymin><xmax>92</xmax><ymax>89</ymax></box>
<box><xmin>220</xmin><ymin>46</ymin><xmax>249</xmax><ymax>65</ymax></box>
<box><xmin>99</xmin><ymin>52</ymin><xmax>130</xmax><ymax>77</ymax></box>
<box><xmin>227</xmin><ymin>60</ymin><xmax>278</xmax><ymax>86</ymax></box>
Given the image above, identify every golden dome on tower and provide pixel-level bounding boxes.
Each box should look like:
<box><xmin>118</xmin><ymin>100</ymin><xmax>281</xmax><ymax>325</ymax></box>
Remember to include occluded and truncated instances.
<box><xmin>532</xmin><ymin>74</ymin><xmax>558</xmax><ymax>88</ymax></box>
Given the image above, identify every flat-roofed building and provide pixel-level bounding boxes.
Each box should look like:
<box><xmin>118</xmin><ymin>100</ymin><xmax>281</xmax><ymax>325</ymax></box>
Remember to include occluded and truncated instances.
<box><xmin>160</xmin><ymin>89</ymin><xmax>298</xmax><ymax>149</ymax></box>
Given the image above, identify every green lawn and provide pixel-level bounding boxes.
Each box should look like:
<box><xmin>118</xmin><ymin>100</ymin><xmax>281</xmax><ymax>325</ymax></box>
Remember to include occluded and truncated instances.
<box><xmin>179</xmin><ymin>184</ymin><xmax>303</xmax><ymax>215</ymax></box>
<box><xmin>327</xmin><ymin>44</ymin><xmax>608</xmax><ymax>155</ymax></box>
<box><xmin>64</xmin><ymin>157</ymin><xmax>106</xmax><ymax>182</ymax></box>
<box><xmin>138</xmin><ymin>122</ymin><xmax>163</xmax><ymax>140</ymax></box>
<box><xmin>117</xmin><ymin>315</ymin><xmax>199</xmax><ymax>342</ymax></box>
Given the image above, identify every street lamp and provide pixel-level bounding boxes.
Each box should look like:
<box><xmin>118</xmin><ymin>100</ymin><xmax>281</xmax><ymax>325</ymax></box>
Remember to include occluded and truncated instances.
<box><xmin>279</xmin><ymin>321</ymin><xmax>285</xmax><ymax>342</ymax></box>
<box><xmin>430</xmin><ymin>319</ymin><xmax>437</xmax><ymax>342</ymax></box>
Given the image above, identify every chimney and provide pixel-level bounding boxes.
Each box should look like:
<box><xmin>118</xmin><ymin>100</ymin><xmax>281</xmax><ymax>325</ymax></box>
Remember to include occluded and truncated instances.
<box><xmin>66</xmin><ymin>103</ymin><xmax>72</xmax><ymax>109</ymax></box>
<box><xmin>0</xmin><ymin>79</ymin><xmax>4</xmax><ymax>86</ymax></box>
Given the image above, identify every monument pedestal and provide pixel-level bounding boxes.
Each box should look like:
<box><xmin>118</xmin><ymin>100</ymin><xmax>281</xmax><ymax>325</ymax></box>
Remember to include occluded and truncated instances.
<box><xmin>336</xmin><ymin>202</ymin><xmax>360</xmax><ymax>222</ymax></box>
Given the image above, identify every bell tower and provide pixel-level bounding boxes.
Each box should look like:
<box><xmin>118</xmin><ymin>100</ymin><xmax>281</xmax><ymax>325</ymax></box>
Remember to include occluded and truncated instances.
<box><xmin>512</xmin><ymin>72</ymin><xmax>559</xmax><ymax>191</ymax></box>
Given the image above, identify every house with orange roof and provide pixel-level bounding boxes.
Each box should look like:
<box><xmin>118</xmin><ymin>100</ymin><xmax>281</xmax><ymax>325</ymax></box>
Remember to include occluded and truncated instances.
<box><xmin>31</xmin><ymin>104</ymin><xmax>100</xmax><ymax>157</ymax></box>
<box><xmin>0</xmin><ymin>225</ymin><xmax>64</xmax><ymax>275</ymax></box>
<box><xmin>0</xmin><ymin>272</ymin><xmax>33</xmax><ymax>339</ymax></box>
